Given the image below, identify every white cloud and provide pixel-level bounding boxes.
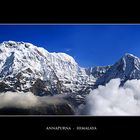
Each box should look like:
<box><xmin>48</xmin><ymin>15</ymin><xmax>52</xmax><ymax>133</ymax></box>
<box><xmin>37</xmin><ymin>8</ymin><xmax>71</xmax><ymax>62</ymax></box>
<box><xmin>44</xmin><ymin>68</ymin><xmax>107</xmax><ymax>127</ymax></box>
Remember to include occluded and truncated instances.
<box><xmin>84</xmin><ymin>78</ymin><xmax>140</xmax><ymax>116</ymax></box>
<box><xmin>0</xmin><ymin>92</ymin><xmax>39</xmax><ymax>109</ymax></box>
<box><xmin>0</xmin><ymin>91</ymin><xmax>67</xmax><ymax>109</ymax></box>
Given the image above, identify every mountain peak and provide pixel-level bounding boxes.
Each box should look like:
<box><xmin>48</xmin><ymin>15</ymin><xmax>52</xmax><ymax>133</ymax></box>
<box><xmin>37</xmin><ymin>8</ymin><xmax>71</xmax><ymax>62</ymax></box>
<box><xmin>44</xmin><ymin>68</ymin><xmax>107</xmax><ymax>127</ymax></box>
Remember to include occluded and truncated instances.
<box><xmin>118</xmin><ymin>53</ymin><xmax>140</xmax><ymax>68</ymax></box>
<box><xmin>123</xmin><ymin>53</ymin><xmax>139</xmax><ymax>59</ymax></box>
<box><xmin>0</xmin><ymin>41</ymin><xmax>35</xmax><ymax>49</ymax></box>
<box><xmin>120</xmin><ymin>53</ymin><xmax>140</xmax><ymax>68</ymax></box>
<box><xmin>96</xmin><ymin>53</ymin><xmax>140</xmax><ymax>86</ymax></box>
<box><xmin>2</xmin><ymin>40</ymin><xmax>24</xmax><ymax>45</ymax></box>
<box><xmin>4</xmin><ymin>40</ymin><xmax>17</xmax><ymax>45</ymax></box>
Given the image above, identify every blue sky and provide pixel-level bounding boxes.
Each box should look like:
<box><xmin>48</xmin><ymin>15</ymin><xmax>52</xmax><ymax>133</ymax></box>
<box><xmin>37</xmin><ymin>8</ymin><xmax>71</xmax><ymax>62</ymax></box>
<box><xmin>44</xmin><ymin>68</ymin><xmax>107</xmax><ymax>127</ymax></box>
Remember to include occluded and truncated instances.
<box><xmin>0</xmin><ymin>24</ymin><xmax>140</xmax><ymax>67</ymax></box>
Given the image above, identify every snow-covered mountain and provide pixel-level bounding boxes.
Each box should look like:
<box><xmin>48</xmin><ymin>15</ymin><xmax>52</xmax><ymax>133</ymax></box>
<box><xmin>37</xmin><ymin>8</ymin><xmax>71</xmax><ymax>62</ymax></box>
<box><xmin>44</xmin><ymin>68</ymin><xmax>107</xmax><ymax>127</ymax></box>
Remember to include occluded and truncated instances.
<box><xmin>0</xmin><ymin>41</ymin><xmax>95</xmax><ymax>96</ymax></box>
<box><xmin>96</xmin><ymin>53</ymin><xmax>140</xmax><ymax>86</ymax></box>
<box><xmin>1</xmin><ymin>41</ymin><xmax>140</xmax><ymax>98</ymax></box>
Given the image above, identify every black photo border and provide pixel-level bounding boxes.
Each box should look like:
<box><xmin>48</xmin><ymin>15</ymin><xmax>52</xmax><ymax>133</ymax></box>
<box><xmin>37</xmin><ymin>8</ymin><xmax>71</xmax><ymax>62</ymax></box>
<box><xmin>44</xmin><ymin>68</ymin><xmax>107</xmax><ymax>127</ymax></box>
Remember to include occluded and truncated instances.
<box><xmin>0</xmin><ymin>11</ymin><xmax>140</xmax><ymax>137</ymax></box>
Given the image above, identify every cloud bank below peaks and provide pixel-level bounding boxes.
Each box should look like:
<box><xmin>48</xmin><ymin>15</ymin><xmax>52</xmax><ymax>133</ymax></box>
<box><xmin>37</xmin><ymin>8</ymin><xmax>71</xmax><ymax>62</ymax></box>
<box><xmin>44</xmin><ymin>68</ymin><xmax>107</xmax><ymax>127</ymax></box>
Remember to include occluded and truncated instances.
<box><xmin>0</xmin><ymin>91</ymin><xmax>67</xmax><ymax>109</ymax></box>
<box><xmin>84</xmin><ymin>78</ymin><xmax>140</xmax><ymax>116</ymax></box>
